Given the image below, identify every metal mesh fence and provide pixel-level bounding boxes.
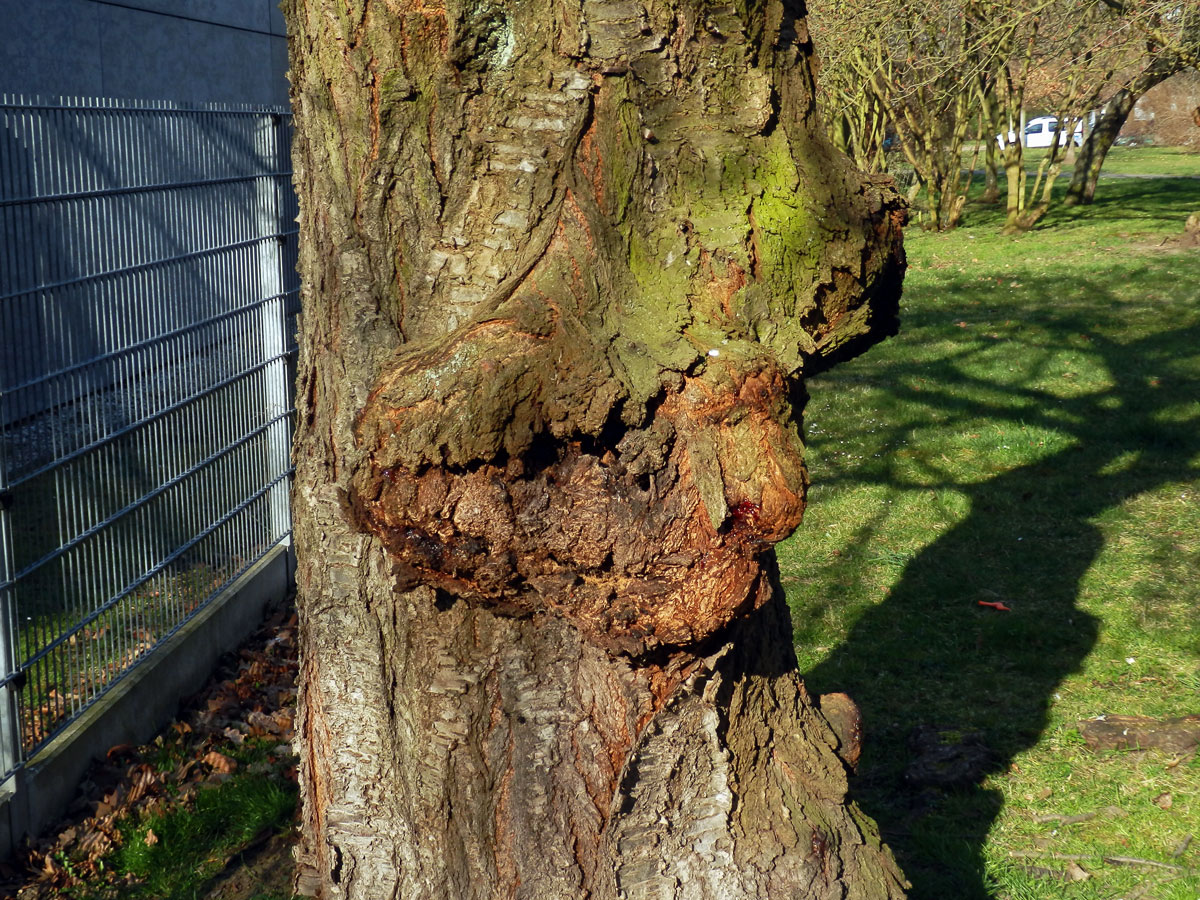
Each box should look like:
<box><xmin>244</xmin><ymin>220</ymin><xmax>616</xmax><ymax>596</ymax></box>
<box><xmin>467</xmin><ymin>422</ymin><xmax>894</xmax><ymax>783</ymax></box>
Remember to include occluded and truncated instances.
<box><xmin>0</xmin><ymin>95</ymin><xmax>298</xmax><ymax>780</ymax></box>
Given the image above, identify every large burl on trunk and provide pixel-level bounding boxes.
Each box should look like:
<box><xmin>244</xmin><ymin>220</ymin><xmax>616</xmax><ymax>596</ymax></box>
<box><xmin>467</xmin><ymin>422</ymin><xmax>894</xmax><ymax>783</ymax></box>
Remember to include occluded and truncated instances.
<box><xmin>282</xmin><ymin>1</ymin><xmax>907</xmax><ymax>897</ymax></box>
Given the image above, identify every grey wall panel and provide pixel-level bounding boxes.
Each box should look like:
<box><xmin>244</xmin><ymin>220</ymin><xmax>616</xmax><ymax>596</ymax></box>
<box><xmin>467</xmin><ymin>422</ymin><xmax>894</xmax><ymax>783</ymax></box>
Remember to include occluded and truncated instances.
<box><xmin>271</xmin><ymin>38</ymin><xmax>292</xmax><ymax>103</ymax></box>
<box><xmin>268</xmin><ymin>0</ymin><xmax>287</xmax><ymax>37</ymax></box>
<box><xmin>90</xmin><ymin>0</ymin><xmax>275</xmax><ymax>34</ymax></box>
<box><xmin>97</xmin><ymin>4</ymin><xmax>197</xmax><ymax>102</ymax></box>
<box><xmin>0</xmin><ymin>0</ymin><xmax>105</xmax><ymax>98</ymax></box>
<box><xmin>189</xmin><ymin>28</ymin><xmax>285</xmax><ymax>108</ymax></box>
<box><xmin>0</xmin><ymin>0</ymin><xmax>288</xmax><ymax>106</ymax></box>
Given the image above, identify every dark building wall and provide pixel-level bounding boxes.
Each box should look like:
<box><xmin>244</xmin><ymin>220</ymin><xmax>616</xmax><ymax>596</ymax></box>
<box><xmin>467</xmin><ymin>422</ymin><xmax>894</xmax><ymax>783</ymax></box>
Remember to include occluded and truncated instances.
<box><xmin>1</xmin><ymin>0</ymin><xmax>288</xmax><ymax>106</ymax></box>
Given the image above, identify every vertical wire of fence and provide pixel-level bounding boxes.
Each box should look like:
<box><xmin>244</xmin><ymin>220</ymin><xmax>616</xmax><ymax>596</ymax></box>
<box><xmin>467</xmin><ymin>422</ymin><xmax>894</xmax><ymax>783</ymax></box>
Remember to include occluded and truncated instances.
<box><xmin>0</xmin><ymin>95</ymin><xmax>299</xmax><ymax>782</ymax></box>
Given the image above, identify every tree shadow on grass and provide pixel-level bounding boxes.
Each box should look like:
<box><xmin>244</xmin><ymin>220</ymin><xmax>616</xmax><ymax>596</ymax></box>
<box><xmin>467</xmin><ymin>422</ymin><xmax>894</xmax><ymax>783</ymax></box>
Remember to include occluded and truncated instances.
<box><xmin>797</xmin><ymin>272</ymin><xmax>1200</xmax><ymax>898</ymax></box>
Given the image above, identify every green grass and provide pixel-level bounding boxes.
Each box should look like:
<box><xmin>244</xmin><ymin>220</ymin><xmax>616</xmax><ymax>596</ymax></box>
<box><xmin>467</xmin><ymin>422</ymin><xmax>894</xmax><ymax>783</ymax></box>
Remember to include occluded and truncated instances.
<box><xmin>1010</xmin><ymin>144</ymin><xmax>1200</xmax><ymax>178</ymax></box>
<box><xmin>114</xmin><ymin>774</ymin><xmax>295</xmax><ymax>900</ymax></box>
<box><xmin>1092</xmin><ymin>146</ymin><xmax>1200</xmax><ymax>178</ymax></box>
<box><xmin>780</xmin><ymin>173</ymin><xmax>1200</xmax><ymax>899</ymax></box>
<box><xmin>60</xmin><ymin>739</ymin><xmax>298</xmax><ymax>900</ymax></box>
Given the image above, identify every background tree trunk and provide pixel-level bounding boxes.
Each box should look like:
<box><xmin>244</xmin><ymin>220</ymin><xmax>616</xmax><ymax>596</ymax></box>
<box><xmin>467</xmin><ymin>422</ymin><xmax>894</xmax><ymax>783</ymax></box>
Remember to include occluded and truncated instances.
<box><xmin>983</xmin><ymin>137</ymin><xmax>1001</xmax><ymax>204</ymax></box>
<box><xmin>1064</xmin><ymin>82</ymin><xmax>1151</xmax><ymax>205</ymax></box>
<box><xmin>282</xmin><ymin>2</ymin><xmax>907</xmax><ymax>898</ymax></box>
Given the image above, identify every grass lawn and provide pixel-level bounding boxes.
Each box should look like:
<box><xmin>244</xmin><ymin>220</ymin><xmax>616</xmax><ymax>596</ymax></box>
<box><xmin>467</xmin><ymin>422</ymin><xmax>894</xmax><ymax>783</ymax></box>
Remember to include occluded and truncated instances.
<box><xmin>779</xmin><ymin>175</ymin><xmax>1200</xmax><ymax>898</ymax></box>
<box><xmin>1093</xmin><ymin>147</ymin><xmax>1200</xmax><ymax>178</ymax></box>
<box><xmin>1013</xmin><ymin>145</ymin><xmax>1200</xmax><ymax>178</ymax></box>
<box><xmin>960</xmin><ymin>145</ymin><xmax>1199</xmax><ymax>180</ymax></box>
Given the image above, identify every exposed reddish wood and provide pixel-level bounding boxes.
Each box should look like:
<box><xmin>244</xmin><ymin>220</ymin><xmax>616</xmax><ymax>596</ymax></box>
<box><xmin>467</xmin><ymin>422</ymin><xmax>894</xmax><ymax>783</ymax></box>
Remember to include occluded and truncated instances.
<box><xmin>576</xmin><ymin>122</ymin><xmax>605</xmax><ymax>208</ymax></box>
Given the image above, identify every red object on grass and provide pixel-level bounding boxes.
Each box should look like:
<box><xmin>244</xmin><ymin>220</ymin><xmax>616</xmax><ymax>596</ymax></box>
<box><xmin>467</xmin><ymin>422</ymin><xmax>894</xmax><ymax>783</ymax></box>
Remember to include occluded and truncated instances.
<box><xmin>977</xmin><ymin>600</ymin><xmax>1012</xmax><ymax>612</ymax></box>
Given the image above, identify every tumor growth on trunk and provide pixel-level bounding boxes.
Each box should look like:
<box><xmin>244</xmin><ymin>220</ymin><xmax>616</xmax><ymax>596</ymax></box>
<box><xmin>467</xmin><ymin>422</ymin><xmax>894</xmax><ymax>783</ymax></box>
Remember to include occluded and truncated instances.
<box><xmin>283</xmin><ymin>1</ymin><xmax>907</xmax><ymax>897</ymax></box>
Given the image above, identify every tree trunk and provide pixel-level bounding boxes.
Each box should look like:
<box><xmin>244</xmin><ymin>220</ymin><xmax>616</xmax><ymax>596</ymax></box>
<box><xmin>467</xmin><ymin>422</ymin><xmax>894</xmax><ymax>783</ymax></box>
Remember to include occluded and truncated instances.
<box><xmin>1066</xmin><ymin>3</ymin><xmax>1200</xmax><ymax>206</ymax></box>
<box><xmin>983</xmin><ymin>137</ymin><xmax>1000</xmax><ymax>204</ymax></box>
<box><xmin>974</xmin><ymin>68</ymin><xmax>1001</xmax><ymax>204</ymax></box>
<box><xmin>281</xmin><ymin>2</ymin><xmax>907</xmax><ymax>898</ymax></box>
<box><xmin>1065</xmin><ymin>64</ymin><xmax>1192</xmax><ymax>205</ymax></box>
<box><xmin>1003</xmin><ymin>144</ymin><xmax>1026</xmax><ymax>232</ymax></box>
<box><xmin>1063</xmin><ymin>86</ymin><xmax>1140</xmax><ymax>206</ymax></box>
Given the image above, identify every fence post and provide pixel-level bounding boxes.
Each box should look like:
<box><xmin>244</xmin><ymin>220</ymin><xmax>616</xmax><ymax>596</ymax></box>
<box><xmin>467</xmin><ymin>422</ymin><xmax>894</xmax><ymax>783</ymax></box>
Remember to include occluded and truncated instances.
<box><xmin>257</xmin><ymin>112</ymin><xmax>291</xmax><ymax>545</ymax></box>
<box><xmin>0</xmin><ymin>413</ymin><xmax>21</xmax><ymax>789</ymax></box>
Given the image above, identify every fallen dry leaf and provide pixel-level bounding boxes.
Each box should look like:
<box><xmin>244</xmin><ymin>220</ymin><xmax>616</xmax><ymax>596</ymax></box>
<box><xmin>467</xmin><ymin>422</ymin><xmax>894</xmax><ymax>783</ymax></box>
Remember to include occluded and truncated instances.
<box><xmin>202</xmin><ymin>751</ymin><xmax>238</xmax><ymax>775</ymax></box>
<box><xmin>274</xmin><ymin>710</ymin><xmax>295</xmax><ymax>739</ymax></box>
<box><xmin>1065</xmin><ymin>861</ymin><xmax>1090</xmax><ymax>882</ymax></box>
<box><xmin>223</xmin><ymin>726</ymin><xmax>247</xmax><ymax>745</ymax></box>
<box><xmin>143</xmin><ymin>829</ymin><xmax>159</xmax><ymax>847</ymax></box>
<box><xmin>1154</xmin><ymin>792</ymin><xmax>1173</xmax><ymax>809</ymax></box>
<box><xmin>126</xmin><ymin>766</ymin><xmax>157</xmax><ymax>804</ymax></box>
<box><xmin>246</xmin><ymin>710</ymin><xmax>283</xmax><ymax>735</ymax></box>
<box><xmin>77</xmin><ymin>827</ymin><xmax>112</xmax><ymax>860</ymax></box>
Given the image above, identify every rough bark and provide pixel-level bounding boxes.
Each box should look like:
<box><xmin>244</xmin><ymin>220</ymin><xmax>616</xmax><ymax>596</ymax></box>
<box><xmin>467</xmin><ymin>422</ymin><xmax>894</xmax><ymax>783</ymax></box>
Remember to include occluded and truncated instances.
<box><xmin>282</xmin><ymin>2</ymin><xmax>906</xmax><ymax>898</ymax></box>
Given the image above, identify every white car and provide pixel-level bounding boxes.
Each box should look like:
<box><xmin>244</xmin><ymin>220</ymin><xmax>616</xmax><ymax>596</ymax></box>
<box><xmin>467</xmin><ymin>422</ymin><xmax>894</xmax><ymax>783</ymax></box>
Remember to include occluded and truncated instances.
<box><xmin>997</xmin><ymin>116</ymin><xmax>1083</xmax><ymax>149</ymax></box>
